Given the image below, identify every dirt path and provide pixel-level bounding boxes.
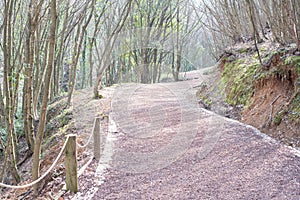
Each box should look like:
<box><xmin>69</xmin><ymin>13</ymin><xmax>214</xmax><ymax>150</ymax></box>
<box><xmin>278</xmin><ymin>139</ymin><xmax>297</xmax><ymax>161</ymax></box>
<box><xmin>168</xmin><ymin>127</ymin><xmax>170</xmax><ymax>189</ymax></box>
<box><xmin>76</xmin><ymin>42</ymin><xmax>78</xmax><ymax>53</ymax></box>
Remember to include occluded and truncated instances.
<box><xmin>86</xmin><ymin>73</ymin><xmax>300</xmax><ymax>199</ymax></box>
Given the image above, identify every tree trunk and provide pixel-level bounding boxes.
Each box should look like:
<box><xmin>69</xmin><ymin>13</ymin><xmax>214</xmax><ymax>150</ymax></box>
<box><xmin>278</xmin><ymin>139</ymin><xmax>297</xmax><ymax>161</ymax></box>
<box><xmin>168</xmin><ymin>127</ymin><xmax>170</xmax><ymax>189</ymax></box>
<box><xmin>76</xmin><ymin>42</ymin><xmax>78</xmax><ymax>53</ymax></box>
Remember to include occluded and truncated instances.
<box><xmin>67</xmin><ymin>0</ymin><xmax>95</xmax><ymax>106</ymax></box>
<box><xmin>32</xmin><ymin>0</ymin><xmax>57</xmax><ymax>193</ymax></box>
<box><xmin>88</xmin><ymin>38</ymin><xmax>94</xmax><ymax>87</ymax></box>
<box><xmin>81</xmin><ymin>31</ymin><xmax>87</xmax><ymax>89</ymax></box>
<box><xmin>246</xmin><ymin>0</ymin><xmax>262</xmax><ymax>65</ymax></box>
<box><xmin>0</xmin><ymin>85</ymin><xmax>5</xmax><ymax>124</ymax></box>
<box><xmin>3</xmin><ymin>0</ymin><xmax>21</xmax><ymax>184</ymax></box>
<box><xmin>32</xmin><ymin>40</ymin><xmax>49</xmax><ymax>121</ymax></box>
<box><xmin>58</xmin><ymin>0</ymin><xmax>70</xmax><ymax>94</ymax></box>
<box><xmin>93</xmin><ymin>0</ymin><xmax>132</xmax><ymax>97</ymax></box>
<box><xmin>67</xmin><ymin>25</ymin><xmax>81</xmax><ymax>106</ymax></box>
<box><xmin>23</xmin><ymin>2</ymin><xmax>35</xmax><ymax>152</ymax></box>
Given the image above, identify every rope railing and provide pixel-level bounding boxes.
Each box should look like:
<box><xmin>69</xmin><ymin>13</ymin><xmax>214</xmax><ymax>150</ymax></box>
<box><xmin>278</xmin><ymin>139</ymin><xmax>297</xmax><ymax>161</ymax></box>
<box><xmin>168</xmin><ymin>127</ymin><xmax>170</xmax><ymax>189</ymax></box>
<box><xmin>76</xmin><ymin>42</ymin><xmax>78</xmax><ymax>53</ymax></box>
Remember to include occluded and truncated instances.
<box><xmin>76</xmin><ymin>117</ymin><xmax>101</xmax><ymax>161</ymax></box>
<box><xmin>0</xmin><ymin>135</ymin><xmax>70</xmax><ymax>189</ymax></box>
<box><xmin>76</xmin><ymin>118</ymin><xmax>97</xmax><ymax>148</ymax></box>
<box><xmin>0</xmin><ymin>117</ymin><xmax>102</xmax><ymax>194</ymax></box>
<box><xmin>76</xmin><ymin>100</ymin><xmax>104</xmax><ymax>149</ymax></box>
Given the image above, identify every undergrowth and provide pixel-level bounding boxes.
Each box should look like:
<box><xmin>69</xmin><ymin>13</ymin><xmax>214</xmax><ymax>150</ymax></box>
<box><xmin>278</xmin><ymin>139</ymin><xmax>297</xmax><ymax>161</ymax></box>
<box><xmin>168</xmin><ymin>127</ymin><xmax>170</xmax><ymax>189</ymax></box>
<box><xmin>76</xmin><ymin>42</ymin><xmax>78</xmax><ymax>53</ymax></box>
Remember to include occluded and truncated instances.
<box><xmin>221</xmin><ymin>57</ymin><xmax>259</xmax><ymax>105</ymax></box>
<box><xmin>44</xmin><ymin>98</ymin><xmax>73</xmax><ymax>149</ymax></box>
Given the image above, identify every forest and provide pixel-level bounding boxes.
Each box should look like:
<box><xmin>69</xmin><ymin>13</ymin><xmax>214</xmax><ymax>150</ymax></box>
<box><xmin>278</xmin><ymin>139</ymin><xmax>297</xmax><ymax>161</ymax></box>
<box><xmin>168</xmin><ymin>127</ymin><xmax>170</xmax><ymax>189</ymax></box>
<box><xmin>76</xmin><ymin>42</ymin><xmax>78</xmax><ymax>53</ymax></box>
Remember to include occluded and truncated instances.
<box><xmin>0</xmin><ymin>0</ymin><xmax>300</xmax><ymax>197</ymax></box>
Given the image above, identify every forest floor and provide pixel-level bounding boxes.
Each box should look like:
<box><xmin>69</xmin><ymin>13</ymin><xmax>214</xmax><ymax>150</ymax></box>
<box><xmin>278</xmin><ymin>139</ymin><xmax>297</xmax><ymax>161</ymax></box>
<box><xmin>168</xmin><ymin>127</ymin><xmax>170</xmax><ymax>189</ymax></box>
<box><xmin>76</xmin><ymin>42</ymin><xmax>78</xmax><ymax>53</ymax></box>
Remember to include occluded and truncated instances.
<box><xmin>0</xmin><ymin>86</ymin><xmax>113</xmax><ymax>199</ymax></box>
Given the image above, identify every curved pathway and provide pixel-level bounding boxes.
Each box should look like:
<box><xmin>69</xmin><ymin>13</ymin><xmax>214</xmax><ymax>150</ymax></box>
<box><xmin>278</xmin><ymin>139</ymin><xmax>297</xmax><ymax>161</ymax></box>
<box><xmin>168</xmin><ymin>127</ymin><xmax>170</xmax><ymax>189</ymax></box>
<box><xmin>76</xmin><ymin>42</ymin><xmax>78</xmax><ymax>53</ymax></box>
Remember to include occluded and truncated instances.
<box><xmin>92</xmin><ymin>76</ymin><xmax>300</xmax><ymax>199</ymax></box>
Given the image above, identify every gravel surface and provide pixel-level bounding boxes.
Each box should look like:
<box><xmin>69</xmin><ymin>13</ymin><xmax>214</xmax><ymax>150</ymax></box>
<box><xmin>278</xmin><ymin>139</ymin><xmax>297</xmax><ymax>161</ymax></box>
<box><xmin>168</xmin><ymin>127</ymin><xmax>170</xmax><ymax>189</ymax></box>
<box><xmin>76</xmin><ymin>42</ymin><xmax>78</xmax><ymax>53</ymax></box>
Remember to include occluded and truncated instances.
<box><xmin>90</xmin><ymin>76</ymin><xmax>300</xmax><ymax>200</ymax></box>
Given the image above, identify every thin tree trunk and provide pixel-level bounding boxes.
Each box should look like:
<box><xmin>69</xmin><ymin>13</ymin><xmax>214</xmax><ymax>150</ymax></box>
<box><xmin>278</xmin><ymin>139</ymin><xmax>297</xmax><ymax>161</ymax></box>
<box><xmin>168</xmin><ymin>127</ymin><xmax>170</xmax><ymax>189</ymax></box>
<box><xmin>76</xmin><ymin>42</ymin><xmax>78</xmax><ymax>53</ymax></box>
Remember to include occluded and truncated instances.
<box><xmin>67</xmin><ymin>25</ymin><xmax>82</xmax><ymax>106</ymax></box>
<box><xmin>88</xmin><ymin>38</ymin><xmax>94</xmax><ymax>87</ymax></box>
<box><xmin>93</xmin><ymin>0</ymin><xmax>132</xmax><ymax>98</ymax></box>
<box><xmin>58</xmin><ymin>0</ymin><xmax>70</xmax><ymax>93</ymax></box>
<box><xmin>23</xmin><ymin>1</ymin><xmax>35</xmax><ymax>152</ymax></box>
<box><xmin>174</xmin><ymin>0</ymin><xmax>181</xmax><ymax>82</ymax></box>
<box><xmin>246</xmin><ymin>0</ymin><xmax>262</xmax><ymax>65</ymax></box>
<box><xmin>0</xmin><ymin>85</ymin><xmax>4</xmax><ymax>121</ymax></box>
<box><xmin>32</xmin><ymin>40</ymin><xmax>49</xmax><ymax>120</ymax></box>
<box><xmin>67</xmin><ymin>0</ymin><xmax>95</xmax><ymax>106</ymax></box>
<box><xmin>32</xmin><ymin>0</ymin><xmax>56</xmax><ymax>193</ymax></box>
<box><xmin>0</xmin><ymin>142</ymin><xmax>9</xmax><ymax>182</ymax></box>
<box><xmin>81</xmin><ymin>31</ymin><xmax>87</xmax><ymax>89</ymax></box>
<box><xmin>3</xmin><ymin>0</ymin><xmax>21</xmax><ymax>184</ymax></box>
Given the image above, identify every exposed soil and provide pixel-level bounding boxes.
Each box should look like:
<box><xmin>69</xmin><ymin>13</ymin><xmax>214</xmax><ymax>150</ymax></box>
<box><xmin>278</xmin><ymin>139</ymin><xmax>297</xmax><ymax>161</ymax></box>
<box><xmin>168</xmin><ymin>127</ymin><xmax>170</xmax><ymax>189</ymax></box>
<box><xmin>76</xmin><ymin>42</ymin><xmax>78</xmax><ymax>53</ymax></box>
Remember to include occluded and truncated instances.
<box><xmin>211</xmin><ymin>42</ymin><xmax>300</xmax><ymax>148</ymax></box>
<box><xmin>225</xmin><ymin>44</ymin><xmax>299</xmax><ymax>147</ymax></box>
<box><xmin>199</xmin><ymin>66</ymin><xmax>300</xmax><ymax>148</ymax></box>
<box><xmin>243</xmin><ymin>76</ymin><xmax>300</xmax><ymax>146</ymax></box>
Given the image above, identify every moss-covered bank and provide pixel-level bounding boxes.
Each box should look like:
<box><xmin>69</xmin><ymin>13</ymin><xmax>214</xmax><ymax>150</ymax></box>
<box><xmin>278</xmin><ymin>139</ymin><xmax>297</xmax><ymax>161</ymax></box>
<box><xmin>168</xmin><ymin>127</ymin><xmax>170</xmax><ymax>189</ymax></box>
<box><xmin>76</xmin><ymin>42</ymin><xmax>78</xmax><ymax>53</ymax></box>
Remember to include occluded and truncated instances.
<box><xmin>220</xmin><ymin>43</ymin><xmax>300</xmax><ymax>146</ymax></box>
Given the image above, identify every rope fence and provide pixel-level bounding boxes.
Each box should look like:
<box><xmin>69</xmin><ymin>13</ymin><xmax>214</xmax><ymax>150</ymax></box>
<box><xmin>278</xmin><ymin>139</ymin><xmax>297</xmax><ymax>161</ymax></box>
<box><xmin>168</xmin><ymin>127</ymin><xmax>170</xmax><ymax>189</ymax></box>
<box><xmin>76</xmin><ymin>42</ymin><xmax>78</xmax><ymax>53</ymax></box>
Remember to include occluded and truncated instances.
<box><xmin>0</xmin><ymin>135</ymin><xmax>70</xmax><ymax>189</ymax></box>
<box><xmin>0</xmin><ymin>117</ymin><xmax>102</xmax><ymax>194</ymax></box>
<box><xmin>76</xmin><ymin>117</ymin><xmax>97</xmax><ymax>148</ymax></box>
<box><xmin>76</xmin><ymin>118</ymin><xmax>97</xmax><ymax>148</ymax></box>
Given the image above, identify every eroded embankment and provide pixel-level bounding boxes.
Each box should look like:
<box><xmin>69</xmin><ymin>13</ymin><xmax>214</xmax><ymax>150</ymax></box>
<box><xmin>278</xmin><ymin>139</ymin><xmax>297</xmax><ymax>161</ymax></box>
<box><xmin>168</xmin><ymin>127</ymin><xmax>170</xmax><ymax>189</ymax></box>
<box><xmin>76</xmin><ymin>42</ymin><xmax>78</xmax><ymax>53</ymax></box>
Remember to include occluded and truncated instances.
<box><xmin>219</xmin><ymin>42</ymin><xmax>300</xmax><ymax>147</ymax></box>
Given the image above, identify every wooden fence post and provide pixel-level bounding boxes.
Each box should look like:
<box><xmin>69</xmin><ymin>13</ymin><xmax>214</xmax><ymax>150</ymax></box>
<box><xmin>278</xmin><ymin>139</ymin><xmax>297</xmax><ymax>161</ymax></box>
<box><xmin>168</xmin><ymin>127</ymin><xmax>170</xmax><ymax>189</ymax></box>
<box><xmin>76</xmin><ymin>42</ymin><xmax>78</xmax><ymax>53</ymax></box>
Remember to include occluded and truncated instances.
<box><xmin>93</xmin><ymin>117</ymin><xmax>101</xmax><ymax>161</ymax></box>
<box><xmin>65</xmin><ymin>134</ymin><xmax>78</xmax><ymax>193</ymax></box>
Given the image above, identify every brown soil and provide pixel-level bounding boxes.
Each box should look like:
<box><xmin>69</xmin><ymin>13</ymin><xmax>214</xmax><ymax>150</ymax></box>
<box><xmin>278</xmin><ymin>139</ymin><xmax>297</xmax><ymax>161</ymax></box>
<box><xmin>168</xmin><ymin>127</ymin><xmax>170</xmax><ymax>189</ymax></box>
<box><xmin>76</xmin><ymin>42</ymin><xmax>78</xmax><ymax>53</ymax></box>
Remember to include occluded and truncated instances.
<box><xmin>183</xmin><ymin>65</ymin><xmax>298</xmax><ymax>144</ymax></box>
<box><xmin>242</xmin><ymin>75</ymin><xmax>299</xmax><ymax>146</ymax></box>
<box><xmin>216</xmin><ymin>43</ymin><xmax>299</xmax><ymax>147</ymax></box>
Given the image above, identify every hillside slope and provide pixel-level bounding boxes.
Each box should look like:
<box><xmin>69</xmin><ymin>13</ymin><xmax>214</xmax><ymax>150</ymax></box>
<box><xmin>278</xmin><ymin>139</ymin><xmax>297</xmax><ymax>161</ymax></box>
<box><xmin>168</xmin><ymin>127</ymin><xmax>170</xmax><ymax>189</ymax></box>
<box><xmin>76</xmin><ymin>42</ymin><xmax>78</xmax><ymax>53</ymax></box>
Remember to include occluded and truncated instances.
<box><xmin>219</xmin><ymin>42</ymin><xmax>300</xmax><ymax>147</ymax></box>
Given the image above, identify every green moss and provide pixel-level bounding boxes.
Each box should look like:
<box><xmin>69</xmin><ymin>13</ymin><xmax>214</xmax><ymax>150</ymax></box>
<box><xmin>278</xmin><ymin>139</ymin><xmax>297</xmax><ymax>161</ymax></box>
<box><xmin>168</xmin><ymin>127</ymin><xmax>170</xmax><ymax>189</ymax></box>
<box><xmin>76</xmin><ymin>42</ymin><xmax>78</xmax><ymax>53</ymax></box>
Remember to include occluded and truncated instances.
<box><xmin>221</xmin><ymin>50</ymin><xmax>300</xmax><ymax>126</ymax></box>
<box><xmin>203</xmin><ymin>97</ymin><xmax>213</xmax><ymax>106</ymax></box>
<box><xmin>255</xmin><ymin>71</ymin><xmax>267</xmax><ymax>80</ymax></box>
<box><xmin>262</xmin><ymin>51</ymin><xmax>275</xmax><ymax>64</ymax></box>
<box><xmin>259</xmin><ymin>46</ymin><xmax>268</xmax><ymax>52</ymax></box>
<box><xmin>60</xmin><ymin>116</ymin><xmax>70</xmax><ymax>127</ymax></box>
<box><xmin>237</xmin><ymin>48</ymin><xmax>248</xmax><ymax>54</ymax></box>
<box><xmin>196</xmin><ymin>82</ymin><xmax>213</xmax><ymax>109</ymax></box>
<box><xmin>273</xmin><ymin>111</ymin><xmax>283</xmax><ymax>125</ymax></box>
<box><xmin>288</xmin><ymin>94</ymin><xmax>300</xmax><ymax>123</ymax></box>
<box><xmin>222</xmin><ymin>58</ymin><xmax>260</xmax><ymax>105</ymax></box>
<box><xmin>253</xmin><ymin>53</ymin><xmax>260</xmax><ymax>59</ymax></box>
<box><xmin>46</xmin><ymin>107</ymin><xmax>72</xmax><ymax>135</ymax></box>
<box><xmin>294</xmin><ymin>57</ymin><xmax>300</xmax><ymax>75</ymax></box>
<box><xmin>285</xmin><ymin>56</ymin><xmax>300</xmax><ymax>74</ymax></box>
<box><xmin>285</xmin><ymin>55</ymin><xmax>300</xmax><ymax>64</ymax></box>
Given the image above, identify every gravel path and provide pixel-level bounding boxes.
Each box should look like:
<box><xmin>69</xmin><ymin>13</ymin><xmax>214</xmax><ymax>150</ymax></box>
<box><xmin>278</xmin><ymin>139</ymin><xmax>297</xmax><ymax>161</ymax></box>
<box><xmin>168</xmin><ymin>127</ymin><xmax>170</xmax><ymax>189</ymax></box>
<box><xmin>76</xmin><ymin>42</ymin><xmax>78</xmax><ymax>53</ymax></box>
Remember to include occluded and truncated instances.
<box><xmin>91</xmin><ymin>73</ymin><xmax>300</xmax><ymax>200</ymax></box>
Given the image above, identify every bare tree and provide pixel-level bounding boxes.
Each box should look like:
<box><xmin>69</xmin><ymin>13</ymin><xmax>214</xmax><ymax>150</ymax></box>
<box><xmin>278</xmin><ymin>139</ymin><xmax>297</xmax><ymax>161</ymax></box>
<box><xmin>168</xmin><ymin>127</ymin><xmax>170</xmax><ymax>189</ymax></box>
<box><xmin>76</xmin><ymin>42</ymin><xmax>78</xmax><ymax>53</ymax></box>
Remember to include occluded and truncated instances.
<box><xmin>1</xmin><ymin>0</ymin><xmax>24</xmax><ymax>183</ymax></box>
<box><xmin>93</xmin><ymin>0</ymin><xmax>132</xmax><ymax>98</ymax></box>
<box><xmin>67</xmin><ymin>0</ymin><xmax>95</xmax><ymax>106</ymax></box>
<box><xmin>32</xmin><ymin>0</ymin><xmax>57</xmax><ymax>193</ymax></box>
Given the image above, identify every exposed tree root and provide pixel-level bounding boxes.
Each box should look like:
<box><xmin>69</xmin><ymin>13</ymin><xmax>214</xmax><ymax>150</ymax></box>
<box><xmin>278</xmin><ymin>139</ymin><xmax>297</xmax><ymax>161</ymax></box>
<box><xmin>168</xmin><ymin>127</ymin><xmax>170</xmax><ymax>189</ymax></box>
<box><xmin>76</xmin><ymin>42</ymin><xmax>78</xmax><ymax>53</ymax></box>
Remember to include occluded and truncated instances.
<box><xmin>266</xmin><ymin>95</ymin><xmax>282</xmax><ymax>127</ymax></box>
<box><xmin>17</xmin><ymin>149</ymin><xmax>33</xmax><ymax>167</ymax></box>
